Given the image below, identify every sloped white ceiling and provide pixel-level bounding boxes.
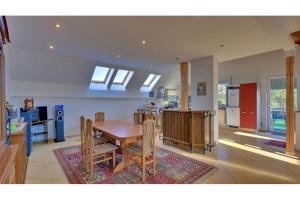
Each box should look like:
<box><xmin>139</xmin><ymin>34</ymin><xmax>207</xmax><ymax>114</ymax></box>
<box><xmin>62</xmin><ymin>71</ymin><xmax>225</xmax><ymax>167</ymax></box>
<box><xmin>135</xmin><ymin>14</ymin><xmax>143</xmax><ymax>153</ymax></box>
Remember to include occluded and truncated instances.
<box><xmin>5</xmin><ymin>16</ymin><xmax>300</xmax><ymax>88</ymax></box>
<box><xmin>5</xmin><ymin>46</ymin><xmax>179</xmax><ymax>90</ymax></box>
<box><xmin>8</xmin><ymin>16</ymin><xmax>300</xmax><ymax>64</ymax></box>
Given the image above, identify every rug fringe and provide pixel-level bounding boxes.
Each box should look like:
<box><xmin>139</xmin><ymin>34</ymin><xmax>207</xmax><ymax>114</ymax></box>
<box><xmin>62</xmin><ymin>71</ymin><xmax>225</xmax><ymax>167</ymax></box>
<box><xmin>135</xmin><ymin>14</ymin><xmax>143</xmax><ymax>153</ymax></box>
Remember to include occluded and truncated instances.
<box><xmin>193</xmin><ymin>167</ymin><xmax>218</xmax><ymax>184</ymax></box>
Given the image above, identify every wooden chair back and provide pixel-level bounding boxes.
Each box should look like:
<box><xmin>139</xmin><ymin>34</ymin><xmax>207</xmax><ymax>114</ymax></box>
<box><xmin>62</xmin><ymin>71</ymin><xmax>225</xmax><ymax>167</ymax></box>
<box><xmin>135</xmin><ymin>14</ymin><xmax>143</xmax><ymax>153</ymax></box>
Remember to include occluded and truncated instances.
<box><xmin>80</xmin><ymin>116</ymin><xmax>85</xmax><ymax>163</ymax></box>
<box><xmin>134</xmin><ymin>112</ymin><xmax>143</xmax><ymax>124</ymax></box>
<box><xmin>144</xmin><ymin>114</ymin><xmax>155</xmax><ymax>121</ymax></box>
<box><xmin>85</xmin><ymin>118</ymin><xmax>94</xmax><ymax>172</ymax></box>
<box><xmin>80</xmin><ymin>116</ymin><xmax>85</xmax><ymax>144</ymax></box>
<box><xmin>85</xmin><ymin>118</ymin><xmax>94</xmax><ymax>151</ymax></box>
<box><xmin>95</xmin><ymin>112</ymin><xmax>105</xmax><ymax>122</ymax></box>
<box><xmin>142</xmin><ymin>119</ymin><xmax>156</xmax><ymax>157</ymax></box>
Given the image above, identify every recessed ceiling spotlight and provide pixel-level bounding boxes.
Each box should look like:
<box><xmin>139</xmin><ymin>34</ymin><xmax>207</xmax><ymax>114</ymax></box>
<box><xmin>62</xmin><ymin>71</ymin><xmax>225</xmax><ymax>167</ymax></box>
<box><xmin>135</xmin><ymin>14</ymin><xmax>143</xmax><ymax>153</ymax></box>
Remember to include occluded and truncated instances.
<box><xmin>49</xmin><ymin>45</ymin><xmax>55</xmax><ymax>49</ymax></box>
<box><xmin>55</xmin><ymin>24</ymin><xmax>61</xmax><ymax>28</ymax></box>
<box><xmin>142</xmin><ymin>40</ymin><xmax>146</xmax><ymax>44</ymax></box>
<box><xmin>116</xmin><ymin>55</ymin><xmax>120</xmax><ymax>58</ymax></box>
<box><xmin>219</xmin><ymin>44</ymin><xmax>225</xmax><ymax>47</ymax></box>
<box><xmin>150</xmin><ymin>65</ymin><xmax>153</xmax><ymax>68</ymax></box>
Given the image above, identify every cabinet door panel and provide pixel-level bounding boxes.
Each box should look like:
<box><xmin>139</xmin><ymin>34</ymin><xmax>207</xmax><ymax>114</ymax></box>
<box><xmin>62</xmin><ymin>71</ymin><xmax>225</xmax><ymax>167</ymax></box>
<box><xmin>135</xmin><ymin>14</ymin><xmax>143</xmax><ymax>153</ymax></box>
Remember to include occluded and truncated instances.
<box><xmin>240</xmin><ymin>84</ymin><xmax>249</xmax><ymax>128</ymax></box>
<box><xmin>240</xmin><ymin>83</ymin><xmax>257</xmax><ymax>129</ymax></box>
<box><xmin>248</xmin><ymin>83</ymin><xmax>257</xmax><ymax>129</ymax></box>
<box><xmin>248</xmin><ymin>83</ymin><xmax>257</xmax><ymax>113</ymax></box>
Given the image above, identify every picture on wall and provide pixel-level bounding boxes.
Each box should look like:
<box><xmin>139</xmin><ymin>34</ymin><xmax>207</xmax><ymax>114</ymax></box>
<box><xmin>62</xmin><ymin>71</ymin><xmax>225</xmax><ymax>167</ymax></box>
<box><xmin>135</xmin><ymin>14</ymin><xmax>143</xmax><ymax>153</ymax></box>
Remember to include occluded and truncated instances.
<box><xmin>197</xmin><ymin>82</ymin><xmax>207</xmax><ymax>96</ymax></box>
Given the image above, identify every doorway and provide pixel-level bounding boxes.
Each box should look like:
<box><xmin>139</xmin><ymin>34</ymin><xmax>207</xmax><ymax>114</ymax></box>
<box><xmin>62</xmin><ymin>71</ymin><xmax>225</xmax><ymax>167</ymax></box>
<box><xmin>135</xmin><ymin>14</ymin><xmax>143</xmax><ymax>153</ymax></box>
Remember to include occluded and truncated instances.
<box><xmin>268</xmin><ymin>76</ymin><xmax>297</xmax><ymax>137</ymax></box>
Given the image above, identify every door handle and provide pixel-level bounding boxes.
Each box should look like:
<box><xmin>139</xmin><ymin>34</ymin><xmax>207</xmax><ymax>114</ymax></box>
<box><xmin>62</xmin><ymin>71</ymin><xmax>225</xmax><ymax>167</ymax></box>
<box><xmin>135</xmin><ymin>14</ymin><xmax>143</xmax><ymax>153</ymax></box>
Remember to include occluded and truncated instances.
<box><xmin>241</xmin><ymin>112</ymin><xmax>247</xmax><ymax>114</ymax></box>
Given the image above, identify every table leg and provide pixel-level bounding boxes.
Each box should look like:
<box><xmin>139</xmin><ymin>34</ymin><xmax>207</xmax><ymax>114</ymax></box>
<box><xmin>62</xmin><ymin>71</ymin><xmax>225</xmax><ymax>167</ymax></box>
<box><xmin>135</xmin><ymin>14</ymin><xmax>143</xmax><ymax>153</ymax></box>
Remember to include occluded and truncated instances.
<box><xmin>113</xmin><ymin>142</ymin><xmax>126</xmax><ymax>173</ymax></box>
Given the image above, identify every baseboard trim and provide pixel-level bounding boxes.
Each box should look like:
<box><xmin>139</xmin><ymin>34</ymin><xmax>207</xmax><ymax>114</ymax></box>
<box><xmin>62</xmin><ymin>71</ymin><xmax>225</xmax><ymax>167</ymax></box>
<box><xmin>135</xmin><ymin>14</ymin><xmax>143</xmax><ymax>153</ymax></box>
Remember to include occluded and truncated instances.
<box><xmin>219</xmin><ymin>126</ymin><xmax>257</xmax><ymax>133</ymax></box>
<box><xmin>47</xmin><ymin>133</ymin><xmax>80</xmax><ymax>143</ymax></box>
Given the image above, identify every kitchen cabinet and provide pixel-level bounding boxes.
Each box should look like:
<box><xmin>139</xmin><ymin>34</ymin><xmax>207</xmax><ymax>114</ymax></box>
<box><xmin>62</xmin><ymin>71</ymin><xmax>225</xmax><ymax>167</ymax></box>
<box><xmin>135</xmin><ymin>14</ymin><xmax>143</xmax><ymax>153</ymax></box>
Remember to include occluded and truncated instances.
<box><xmin>240</xmin><ymin>83</ymin><xmax>257</xmax><ymax>130</ymax></box>
<box><xmin>226</xmin><ymin>107</ymin><xmax>240</xmax><ymax>127</ymax></box>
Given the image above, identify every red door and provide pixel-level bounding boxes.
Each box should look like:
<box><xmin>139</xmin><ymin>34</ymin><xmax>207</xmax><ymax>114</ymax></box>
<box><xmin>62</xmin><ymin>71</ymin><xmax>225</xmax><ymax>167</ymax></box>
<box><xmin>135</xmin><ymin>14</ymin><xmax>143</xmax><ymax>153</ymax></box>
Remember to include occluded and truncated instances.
<box><xmin>240</xmin><ymin>83</ymin><xmax>257</xmax><ymax>129</ymax></box>
<box><xmin>248</xmin><ymin>83</ymin><xmax>257</xmax><ymax>129</ymax></box>
<box><xmin>240</xmin><ymin>84</ymin><xmax>249</xmax><ymax>128</ymax></box>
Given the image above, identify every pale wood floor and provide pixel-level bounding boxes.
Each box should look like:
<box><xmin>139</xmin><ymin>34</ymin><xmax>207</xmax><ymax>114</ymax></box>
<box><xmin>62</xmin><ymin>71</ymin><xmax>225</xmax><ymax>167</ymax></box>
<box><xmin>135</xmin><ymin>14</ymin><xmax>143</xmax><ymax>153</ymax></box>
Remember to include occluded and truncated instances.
<box><xmin>25</xmin><ymin>128</ymin><xmax>300</xmax><ymax>184</ymax></box>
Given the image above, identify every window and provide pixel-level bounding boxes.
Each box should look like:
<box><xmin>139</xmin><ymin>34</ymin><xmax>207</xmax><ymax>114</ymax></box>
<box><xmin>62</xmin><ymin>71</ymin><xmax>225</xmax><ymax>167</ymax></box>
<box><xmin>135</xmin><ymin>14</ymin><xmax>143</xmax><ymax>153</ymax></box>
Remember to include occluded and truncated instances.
<box><xmin>90</xmin><ymin>66</ymin><xmax>114</xmax><ymax>90</ymax></box>
<box><xmin>111</xmin><ymin>69</ymin><xmax>134</xmax><ymax>91</ymax></box>
<box><xmin>143</xmin><ymin>74</ymin><xmax>156</xmax><ymax>86</ymax></box>
<box><xmin>91</xmin><ymin>66</ymin><xmax>111</xmax><ymax>83</ymax></box>
<box><xmin>113</xmin><ymin>69</ymin><xmax>129</xmax><ymax>84</ymax></box>
<box><xmin>140</xmin><ymin>74</ymin><xmax>161</xmax><ymax>92</ymax></box>
<box><xmin>218</xmin><ymin>81</ymin><xmax>229</xmax><ymax>108</ymax></box>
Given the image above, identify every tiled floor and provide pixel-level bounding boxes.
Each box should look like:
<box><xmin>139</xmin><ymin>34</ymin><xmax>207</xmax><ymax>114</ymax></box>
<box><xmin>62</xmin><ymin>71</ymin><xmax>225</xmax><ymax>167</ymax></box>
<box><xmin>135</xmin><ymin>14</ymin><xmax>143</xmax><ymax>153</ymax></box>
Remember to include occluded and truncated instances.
<box><xmin>25</xmin><ymin>128</ymin><xmax>300</xmax><ymax>184</ymax></box>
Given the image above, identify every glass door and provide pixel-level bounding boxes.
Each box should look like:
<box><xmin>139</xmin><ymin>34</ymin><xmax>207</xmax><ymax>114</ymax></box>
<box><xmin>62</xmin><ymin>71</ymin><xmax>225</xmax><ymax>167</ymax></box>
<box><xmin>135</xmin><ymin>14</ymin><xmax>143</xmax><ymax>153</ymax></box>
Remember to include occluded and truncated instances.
<box><xmin>268</xmin><ymin>77</ymin><xmax>298</xmax><ymax>135</ymax></box>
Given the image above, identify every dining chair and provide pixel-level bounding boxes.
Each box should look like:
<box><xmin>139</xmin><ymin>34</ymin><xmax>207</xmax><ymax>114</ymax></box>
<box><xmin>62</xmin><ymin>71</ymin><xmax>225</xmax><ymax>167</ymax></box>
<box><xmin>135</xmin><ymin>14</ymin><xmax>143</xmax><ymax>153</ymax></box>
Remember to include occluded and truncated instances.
<box><xmin>134</xmin><ymin>112</ymin><xmax>143</xmax><ymax>124</ymax></box>
<box><xmin>85</xmin><ymin>118</ymin><xmax>118</xmax><ymax>176</ymax></box>
<box><xmin>95</xmin><ymin>112</ymin><xmax>105</xmax><ymax>122</ymax></box>
<box><xmin>94</xmin><ymin>112</ymin><xmax>108</xmax><ymax>144</ymax></box>
<box><xmin>144</xmin><ymin>114</ymin><xmax>155</xmax><ymax>121</ymax></box>
<box><xmin>125</xmin><ymin>119</ymin><xmax>156</xmax><ymax>182</ymax></box>
<box><xmin>80</xmin><ymin>116</ymin><xmax>86</xmax><ymax>164</ymax></box>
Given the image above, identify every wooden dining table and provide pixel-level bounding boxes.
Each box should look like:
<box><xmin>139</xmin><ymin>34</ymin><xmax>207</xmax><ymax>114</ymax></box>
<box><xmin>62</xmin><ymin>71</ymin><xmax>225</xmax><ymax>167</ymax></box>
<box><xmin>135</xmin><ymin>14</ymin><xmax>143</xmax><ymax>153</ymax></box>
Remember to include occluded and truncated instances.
<box><xmin>92</xmin><ymin>120</ymin><xmax>145</xmax><ymax>173</ymax></box>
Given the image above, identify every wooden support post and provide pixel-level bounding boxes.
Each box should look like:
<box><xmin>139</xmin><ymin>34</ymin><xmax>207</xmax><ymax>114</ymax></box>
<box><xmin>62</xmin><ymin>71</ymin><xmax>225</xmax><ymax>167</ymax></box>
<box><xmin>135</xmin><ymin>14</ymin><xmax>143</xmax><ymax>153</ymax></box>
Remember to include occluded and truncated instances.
<box><xmin>0</xmin><ymin>48</ymin><xmax>5</xmax><ymax>141</ymax></box>
<box><xmin>0</xmin><ymin>16</ymin><xmax>11</xmax><ymax>142</ymax></box>
<box><xmin>180</xmin><ymin>62</ymin><xmax>189</xmax><ymax>110</ymax></box>
<box><xmin>286</xmin><ymin>56</ymin><xmax>295</xmax><ymax>153</ymax></box>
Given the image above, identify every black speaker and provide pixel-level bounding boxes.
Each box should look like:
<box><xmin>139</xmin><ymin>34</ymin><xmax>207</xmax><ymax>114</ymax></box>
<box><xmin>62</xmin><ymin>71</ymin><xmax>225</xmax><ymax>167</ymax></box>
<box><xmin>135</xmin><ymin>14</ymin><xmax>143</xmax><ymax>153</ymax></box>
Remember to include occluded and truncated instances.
<box><xmin>54</xmin><ymin>105</ymin><xmax>65</xmax><ymax>142</ymax></box>
<box><xmin>36</xmin><ymin>106</ymin><xmax>48</xmax><ymax>121</ymax></box>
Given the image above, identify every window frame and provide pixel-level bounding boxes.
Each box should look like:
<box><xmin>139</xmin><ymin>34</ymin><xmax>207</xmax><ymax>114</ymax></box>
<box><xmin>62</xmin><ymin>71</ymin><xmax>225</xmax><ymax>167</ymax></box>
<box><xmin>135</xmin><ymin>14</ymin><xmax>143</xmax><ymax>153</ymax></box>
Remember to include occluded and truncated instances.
<box><xmin>218</xmin><ymin>80</ymin><xmax>230</xmax><ymax>109</ymax></box>
<box><xmin>143</xmin><ymin>74</ymin><xmax>156</xmax><ymax>87</ymax></box>
<box><xmin>91</xmin><ymin>66</ymin><xmax>112</xmax><ymax>84</ymax></box>
<box><xmin>112</xmin><ymin>69</ymin><xmax>130</xmax><ymax>85</ymax></box>
<box><xmin>140</xmin><ymin>74</ymin><xmax>161</xmax><ymax>92</ymax></box>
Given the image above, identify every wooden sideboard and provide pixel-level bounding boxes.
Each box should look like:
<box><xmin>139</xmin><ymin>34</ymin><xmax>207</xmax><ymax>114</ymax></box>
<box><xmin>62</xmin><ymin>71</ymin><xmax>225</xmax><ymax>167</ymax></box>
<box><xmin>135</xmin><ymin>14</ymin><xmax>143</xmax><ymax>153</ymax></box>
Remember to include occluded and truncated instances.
<box><xmin>11</xmin><ymin>122</ymin><xmax>28</xmax><ymax>184</ymax></box>
<box><xmin>162</xmin><ymin>110</ymin><xmax>215</xmax><ymax>153</ymax></box>
<box><xmin>0</xmin><ymin>142</ymin><xmax>18</xmax><ymax>184</ymax></box>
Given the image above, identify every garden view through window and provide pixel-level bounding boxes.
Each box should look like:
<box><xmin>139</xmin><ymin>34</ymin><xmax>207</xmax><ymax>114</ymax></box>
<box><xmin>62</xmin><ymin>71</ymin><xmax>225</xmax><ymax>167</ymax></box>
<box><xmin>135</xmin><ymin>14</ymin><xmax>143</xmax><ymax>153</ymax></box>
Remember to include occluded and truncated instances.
<box><xmin>218</xmin><ymin>81</ymin><xmax>229</xmax><ymax>108</ymax></box>
<box><xmin>269</xmin><ymin>77</ymin><xmax>298</xmax><ymax>134</ymax></box>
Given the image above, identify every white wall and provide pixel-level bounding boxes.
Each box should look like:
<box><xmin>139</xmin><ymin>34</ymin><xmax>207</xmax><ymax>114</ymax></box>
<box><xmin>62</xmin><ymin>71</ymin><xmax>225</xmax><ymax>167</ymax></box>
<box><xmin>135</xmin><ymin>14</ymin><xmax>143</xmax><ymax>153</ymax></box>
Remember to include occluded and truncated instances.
<box><xmin>219</xmin><ymin>50</ymin><xmax>285</xmax><ymax>131</ymax></box>
<box><xmin>190</xmin><ymin>56</ymin><xmax>219</xmax><ymax>142</ymax></box>
<box><xmin>5</xmin><ymin>46</ymin><xmax>179</xmax><ymax>139</ymax></box>
<box><xmin>10</xmin><ymin>96</ymin><xmax>161</xmax><ymax>139</ymax></box>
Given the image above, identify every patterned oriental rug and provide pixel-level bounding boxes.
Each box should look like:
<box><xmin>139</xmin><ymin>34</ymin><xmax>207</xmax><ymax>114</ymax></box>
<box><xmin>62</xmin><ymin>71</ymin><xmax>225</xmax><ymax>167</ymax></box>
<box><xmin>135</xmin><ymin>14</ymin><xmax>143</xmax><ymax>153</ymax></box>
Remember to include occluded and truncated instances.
<box><xmin>264</xmin><ymin>140</ymin><xmax>286</xmax><ymax>148</ymax></box>
<box><xmin>54</xmin><ymin>145</ymin><xmax>216</xmax><ymax>184</ymax></box>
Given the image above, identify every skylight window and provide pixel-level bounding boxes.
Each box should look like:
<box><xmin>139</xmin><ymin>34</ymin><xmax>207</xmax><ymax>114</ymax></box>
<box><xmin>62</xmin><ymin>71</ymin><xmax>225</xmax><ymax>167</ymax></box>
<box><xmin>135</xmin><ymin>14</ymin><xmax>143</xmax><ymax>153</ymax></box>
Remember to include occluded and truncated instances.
<box><xmin>113</xmin><ymin>69</ymin><xmax>129</xmax><ymax>84</ymax></box>
<box><xmin>140</xmin><ymin>74</ymin><xmax>161</xmax><ymax>92</ymax></box>
<box><xmin>111</xmin><ymin>69</ymin><xmax>134</xmax><ymax>91</ymax></box>
<box><xmin>91</xmin><ymin>66</ymin><xmax>111</xmax><ymax>83</ymax></box>
<box><xmin>90</xmin><ymin>66</ymin><xmax>114</xmax><ymax>90</ymax></box>
<box><xmin>143</xmin><ymin>74</ymin><xmax>156</xmax><ymax>86</ymax></box>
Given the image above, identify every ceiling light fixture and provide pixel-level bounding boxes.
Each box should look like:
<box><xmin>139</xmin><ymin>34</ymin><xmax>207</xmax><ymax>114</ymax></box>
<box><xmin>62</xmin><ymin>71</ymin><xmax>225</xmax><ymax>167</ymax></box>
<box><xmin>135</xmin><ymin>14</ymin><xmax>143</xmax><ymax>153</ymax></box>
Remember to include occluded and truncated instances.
<box><xmin>142</xmin><ymin>40</ymin><xmax>146</xmax><ymax>44</ymax></box>
<box><xmin>49</xmin><ymin>45</ymin><xmax>55</xmax><ymax>49</ymax></box>
<box><xmin>150</xmin><ymin>65</ymin><xmax>153</xmax><ymax>68</ymax></box>
<box><xmin>116</xmin><ymin>55</ymin><xmax>120</xmax><ymax>58</ymax></box>
<box><xmin>55</xmin><ymin>24</ymin><xmax>61</xmax><ymax>28</ymax></box>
